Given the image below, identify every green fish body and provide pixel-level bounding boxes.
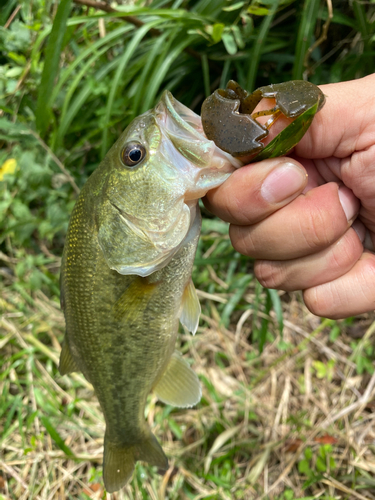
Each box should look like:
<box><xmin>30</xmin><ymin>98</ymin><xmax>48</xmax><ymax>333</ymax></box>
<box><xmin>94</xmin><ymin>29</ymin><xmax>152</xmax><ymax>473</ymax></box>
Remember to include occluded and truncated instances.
<box><xmin>60</xmin><ymin>91</ymin><xmax>240</xmax><ymax>492</ymax></box>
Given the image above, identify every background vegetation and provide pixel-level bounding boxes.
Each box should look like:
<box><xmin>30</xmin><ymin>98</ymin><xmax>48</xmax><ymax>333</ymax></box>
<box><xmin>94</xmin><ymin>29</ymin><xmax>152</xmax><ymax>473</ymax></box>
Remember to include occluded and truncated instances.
<box><xmin>1</xmin><ymin>0</ymin><xmax>375</xmax><ymax>498</ymax></box>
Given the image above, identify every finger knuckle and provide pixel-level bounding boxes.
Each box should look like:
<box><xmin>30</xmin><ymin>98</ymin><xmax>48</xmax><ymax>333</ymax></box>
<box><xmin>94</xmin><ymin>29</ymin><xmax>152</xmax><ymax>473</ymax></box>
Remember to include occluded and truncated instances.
<box><xmin>328</xmin><ymin>231</ymin><xmax>362</xmax><ymax>271</ymax></box>
<box><xmin>254</xmin><ymin>260</ymin><xmax>287</xmax><ymax>289</ymax></box>
<box><xmin>303</xmin><ymin>285</ymin><xmax>341</xmax><ymax>319</ymax></box>
<box><xmin>301</xmin><ymin>206</ymin><xmax>340</xmax><ymax>251</ymax></box>
<box><xmin>229</xmin><ymin>226</ymin><xmax>255</xmax><ymax>256</ymax></box>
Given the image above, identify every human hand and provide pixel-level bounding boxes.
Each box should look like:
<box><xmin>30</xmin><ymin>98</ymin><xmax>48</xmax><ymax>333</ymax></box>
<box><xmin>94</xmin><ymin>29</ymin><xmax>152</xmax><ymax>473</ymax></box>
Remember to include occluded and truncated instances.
<box><xmin>204</xmin><ymin>74</ymin><xmax>375</xmax><ymax>319</ymax></box>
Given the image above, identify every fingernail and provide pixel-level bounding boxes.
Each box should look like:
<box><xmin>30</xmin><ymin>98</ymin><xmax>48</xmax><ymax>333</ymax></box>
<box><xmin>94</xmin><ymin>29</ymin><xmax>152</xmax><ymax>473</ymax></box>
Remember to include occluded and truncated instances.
<box><xmin>261</xmin><ymin>162</ymin><xmax>307</xmax><ymax>203</ymax></box>
<box><xmin>338</xmin><ymin>186</ymin><xmax>359</xmax><ymax>221</ymax></box>
<box><xmin>352</xmin><ymin>220</ymin><xmax>365</xmax><ymax>243</ymax></box>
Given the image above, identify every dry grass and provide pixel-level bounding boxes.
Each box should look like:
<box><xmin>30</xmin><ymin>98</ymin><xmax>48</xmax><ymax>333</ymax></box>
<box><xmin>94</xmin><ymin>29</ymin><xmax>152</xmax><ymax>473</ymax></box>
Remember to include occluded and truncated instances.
<box><xmin>1</xmin><ymin>252</ymin><xmax>375</xmax><ymax>500</ymax></box>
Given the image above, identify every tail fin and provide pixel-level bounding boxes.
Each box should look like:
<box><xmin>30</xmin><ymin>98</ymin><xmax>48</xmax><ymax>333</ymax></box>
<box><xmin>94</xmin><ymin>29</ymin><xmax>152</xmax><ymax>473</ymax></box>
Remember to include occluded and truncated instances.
<box><xmin>103</xmin><ymin>432</ymin><xmax>168</xmax><ymax>493</ymax></box>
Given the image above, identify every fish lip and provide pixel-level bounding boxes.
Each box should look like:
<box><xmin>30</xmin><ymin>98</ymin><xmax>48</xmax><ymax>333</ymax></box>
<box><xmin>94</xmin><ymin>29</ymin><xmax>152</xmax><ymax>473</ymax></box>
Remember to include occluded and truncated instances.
<box><xmin>160</xmin><ymin>90</ymin><xmax>206</xmax><ymax>140</ymax></box>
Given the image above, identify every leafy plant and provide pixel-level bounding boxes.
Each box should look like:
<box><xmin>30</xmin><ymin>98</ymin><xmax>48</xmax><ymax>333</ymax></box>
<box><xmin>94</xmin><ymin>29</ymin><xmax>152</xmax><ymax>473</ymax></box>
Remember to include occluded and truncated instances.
<box><xmin>298</xmin><ymin>444</ymin><xmax>336</xmax><ymax>489</ymax></box>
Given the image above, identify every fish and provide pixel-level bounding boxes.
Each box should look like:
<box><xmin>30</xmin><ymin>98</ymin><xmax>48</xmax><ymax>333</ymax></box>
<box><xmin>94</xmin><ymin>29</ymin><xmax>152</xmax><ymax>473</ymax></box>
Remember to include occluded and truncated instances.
<box><xmin>59</xmin><ymin>90</ymin><xmax>241</xmax><ymax>493</ymax></box>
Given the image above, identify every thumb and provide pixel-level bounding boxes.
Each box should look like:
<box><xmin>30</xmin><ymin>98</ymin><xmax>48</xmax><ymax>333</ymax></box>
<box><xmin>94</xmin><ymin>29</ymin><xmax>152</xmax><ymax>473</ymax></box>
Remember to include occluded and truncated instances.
<box><xmin>204</xmin><ymin>158</ymin><xmax>308</xmax><ymax>225</ymax></box>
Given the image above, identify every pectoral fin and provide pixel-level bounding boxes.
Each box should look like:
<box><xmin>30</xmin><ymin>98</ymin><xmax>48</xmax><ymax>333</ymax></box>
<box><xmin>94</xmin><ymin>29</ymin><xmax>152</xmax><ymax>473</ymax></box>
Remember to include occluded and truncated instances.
<box><xmin>113</xmin><ymin>278</ymin><xmax>157</xmax><ymax>322</ymax></box>
<box><xmin>179</xmin><ymin>279</ymin><xmax>201</xmax><ymax>335</ymax></box>
<box><xmin>154</xmin><ymin>351</ymin><xmax>201</xmax><ymax>408</ymax></box>
<box><xmin>59</xmin><ymin>339</ymin><xmax>80</xmax><ymax>375</ymax></box>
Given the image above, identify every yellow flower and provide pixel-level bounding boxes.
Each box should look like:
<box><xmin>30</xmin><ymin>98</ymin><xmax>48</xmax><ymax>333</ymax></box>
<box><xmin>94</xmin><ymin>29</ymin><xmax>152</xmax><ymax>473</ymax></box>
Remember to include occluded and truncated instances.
<box><xmin>0</xmin><ymin>159</ymin><xmax>17</xmax><ymax>181</ymax></box>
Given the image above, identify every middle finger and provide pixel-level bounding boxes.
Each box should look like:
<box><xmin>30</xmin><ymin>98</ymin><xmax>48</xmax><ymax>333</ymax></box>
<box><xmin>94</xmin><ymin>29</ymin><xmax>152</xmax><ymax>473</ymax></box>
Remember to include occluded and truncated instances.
<box><xmin>229</xmin><ymin>182</ymin><xmax>360</xmax><ymax>260</ymax></box>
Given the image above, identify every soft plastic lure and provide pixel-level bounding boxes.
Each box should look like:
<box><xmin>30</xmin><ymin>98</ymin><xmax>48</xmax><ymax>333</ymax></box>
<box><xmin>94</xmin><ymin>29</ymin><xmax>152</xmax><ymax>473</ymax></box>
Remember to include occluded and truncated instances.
<box><xmin>201</xmin><ymin>80</ymin><xmax>326</xmax><ymax>158</ymax></box>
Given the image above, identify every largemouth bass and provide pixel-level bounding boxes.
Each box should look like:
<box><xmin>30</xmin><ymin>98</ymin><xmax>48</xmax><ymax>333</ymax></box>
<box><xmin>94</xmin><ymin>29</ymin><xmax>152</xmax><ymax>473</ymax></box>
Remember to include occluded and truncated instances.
<box><xmin>60</xmin><ymin>79</ymin><xmax>325</xmax><ymax>492</ymax></box>
<box><xmin>59</xmin><ymin>91</ymin><xmax>241</xmax><ymax>493</ymax></box>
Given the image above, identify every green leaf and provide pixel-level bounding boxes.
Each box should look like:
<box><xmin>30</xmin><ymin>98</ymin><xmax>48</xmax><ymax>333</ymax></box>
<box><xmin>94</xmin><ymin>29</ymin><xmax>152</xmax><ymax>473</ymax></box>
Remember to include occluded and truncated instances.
<box><xmin>302</xmin><ymin>474</ymin><xmax>323</xmax><ymax>489</ymax></box>
<box><xmin>35</xmin><ymin>0</ymin><xmax>72</xmax><ymax>137</ymax></box>
<box><xmin>231</xmin><ymin>25</ymin><xmax>245</xmax><ymax>49</ymax></box>
<box><xmin>51</xmin><ymin>24</ymin><xmax>133</xmax><ymax>104</ymax></box>
<box><xmin>329</xmin><ymin>11</ymin><xmax>359</xmax><ymax>30</ymax></box>
<box><xmin>212</xmin><ymin>22</ymin><xmax>225</xmax><ymax>43</ymax></box>
<box><xmin>223</xmin><ymin>2</ymin><xmax>245</xmax><ymax>12</ymax></box>
<box><xmin>312</xmin><ymin>360</ymin><xmax>327</xmax><ymax>379</ymax></box>
<box><xmin>283</xmin><ymin>490</ymin><xmax>294</xmax><ymax>500</ymax></box>
<box><xmin>329</xmin><ymin>325</ymin><xmax>340</xmax><ymax>342</ymax></box>
<box><xmin>219</xmin><ymin>59</ymin><xmax>231</xmax><ymax>89</ymax></box>
<box><xmin>247</xmin><ymin>6</ymin><xmax>269</xmax><ymax>16</ymax></box>
<box><xmin>252</xmin><ymin>102</ymin><xmax>318</xmax><ymax>162</ymax></box>
<box><xmin>222</xmin><ymin>31</ymin><xmax>237</xmax><ymax>55</ymax></box>
<box><xmin>298</xmin><ymin>458</ymin><xmax>311</xmax><ymax>475</ymax></box>
<box><xmin>56</xmin><ymin>57</ymin><xmax>120</xmax><ymax>149</ymax></box>
<box><xmin>316</xmin><ymin>456</ymin><xmax>327</xmax><ymax>472</ymax></box>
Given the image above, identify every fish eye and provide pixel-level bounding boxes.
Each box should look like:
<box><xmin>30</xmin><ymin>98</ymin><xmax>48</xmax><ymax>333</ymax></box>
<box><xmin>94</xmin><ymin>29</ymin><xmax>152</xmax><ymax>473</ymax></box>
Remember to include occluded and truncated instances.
<box><xmin>121</xmin><ymin>142</ymin><xmax>146</xmax><ymax>167</ymax></box>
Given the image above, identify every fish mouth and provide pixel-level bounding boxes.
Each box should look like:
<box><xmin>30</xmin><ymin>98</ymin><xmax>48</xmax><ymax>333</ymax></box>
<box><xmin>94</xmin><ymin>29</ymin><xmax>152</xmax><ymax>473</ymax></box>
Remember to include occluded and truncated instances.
<box><xmin>157</xmin><ymin>91</ymin><xmax>242</xmax><ymax>171</ymax></box>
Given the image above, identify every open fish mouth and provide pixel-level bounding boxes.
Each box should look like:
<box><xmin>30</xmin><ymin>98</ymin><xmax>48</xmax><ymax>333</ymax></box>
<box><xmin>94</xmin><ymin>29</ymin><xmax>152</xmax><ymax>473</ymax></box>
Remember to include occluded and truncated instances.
<box><xmin>155</xmin><ymin>90</ymin><xmax>242</xmax><ymax>172</ymax></box>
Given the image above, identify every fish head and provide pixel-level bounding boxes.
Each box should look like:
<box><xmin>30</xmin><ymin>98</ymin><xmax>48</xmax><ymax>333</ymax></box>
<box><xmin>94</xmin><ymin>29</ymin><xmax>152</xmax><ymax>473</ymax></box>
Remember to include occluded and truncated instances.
<box><xmin>97</xmin><ymin>91</ymin><xmax>241</xmax><ymax>277</ymax></box>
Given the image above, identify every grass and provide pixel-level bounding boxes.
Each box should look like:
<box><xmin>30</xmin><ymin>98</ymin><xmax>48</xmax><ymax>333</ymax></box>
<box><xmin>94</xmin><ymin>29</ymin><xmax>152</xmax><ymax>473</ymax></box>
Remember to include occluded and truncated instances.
<box><xmin>1</xmin><ymin>235</ymin><xmax>375</xmax><ymax>499</ymax></box>
<box><xmin>1</xmin><ymin>0</ymin><xmax>375</xmax><ymax>498</ymax></box>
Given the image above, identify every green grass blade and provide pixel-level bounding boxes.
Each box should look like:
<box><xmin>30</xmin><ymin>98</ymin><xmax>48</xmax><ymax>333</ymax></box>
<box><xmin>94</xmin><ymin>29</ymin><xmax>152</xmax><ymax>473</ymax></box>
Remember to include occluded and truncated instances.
<box><xmin>137</xmin><ymin>28</ymin><xmax>180</xmax><ymax>114</ymax></box>
<box><xmin>51</xmin><ymin>24</ymin><xmax>133</xmax><ymax>105</ymax></box>
<box><xmin>352</xmin><ymin>0</ymin><xmax>370</xmax><ymax>40</ymax></box>
<box><xmin>259</xmin><ymin>289</ymin><xmax>272</xmax><ymax>353</ymax></box>
<box><xmin>131</xmin><ymin>33</ymin><xmax>170</xmax><ymax>118</ymax></box>
<box><xmin>292</xmin><ymin>0</ymin><xmax>320</xmax><ymax>79</ymax></box>
<box><xmin>101</xmin><ymin>20</ymin><xmax>164</xmax><ymax>157</ymax></box>
<box><xmin>140</xmin><ymin>34</ymin><xmax>196</xmax><ymax>112</ymax></box>
<box><xmin>219</xmin><ymin>59</ymin><xmax>231</xmax><ymax>89</ymax></box>
<box><xmin>267</xmin><ymin>288</ymin><xmax>283</xmax><ymax>337</ymax></box>
<box><xmin>53</xmin><ymin>46</ymin><xmax>110</xmax><ymax>149</ymax></box>
<box><xmin>40</xmin><ymin>415</ymin><xmax>75</xmax><ymax>457</ymax></box>
<box><xmin>201</xmin><ymin>53</ymin><xmax>210</xmax><ymax>97</ymax></box>
<box><xmin>221</xmin><ymin>275</ymin><xmax>252</xmax><ymax>328</ymax></box>
<box><xmin>35</xmin><ymin>0</ymin><xmax>72</xmax><ymax>136</ymax></box>
<box><xmin>245</xmin><ymin>2</ymin><xmax>279</xmax><ymax>91</ymax></box>
<box><xmin>352</xmin><ymin>0</ymin><xmax>374</xmax><ymax>74</ymax></box>
<box><xmin>56</xmin><ymin>57</ymin><xmax>121</xmax><ymax>147</ymax></box>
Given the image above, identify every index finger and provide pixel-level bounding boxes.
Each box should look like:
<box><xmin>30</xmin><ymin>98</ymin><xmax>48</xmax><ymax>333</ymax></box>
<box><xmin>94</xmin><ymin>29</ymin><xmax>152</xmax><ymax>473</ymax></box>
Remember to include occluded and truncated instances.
<box><xmin>295</xmin><ymin>74</ymin><xmax>375</xmax><ymax>159</ymax></box>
